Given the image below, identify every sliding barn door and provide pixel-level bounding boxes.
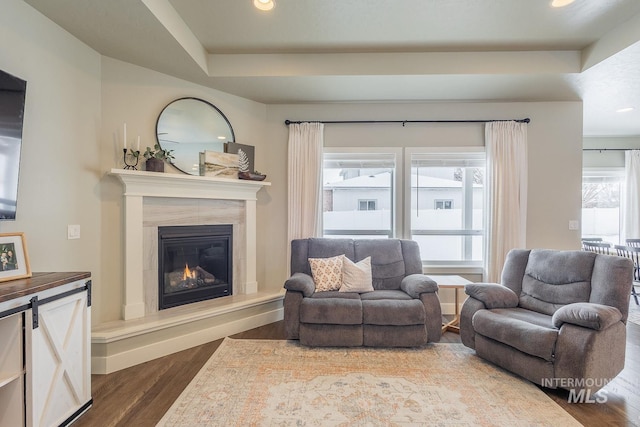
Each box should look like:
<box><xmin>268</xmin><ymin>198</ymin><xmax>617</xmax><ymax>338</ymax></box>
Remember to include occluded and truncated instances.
<box><xmin>25</xmin><ymin>289</ymin><xmax>91</xmax><ymax>427</ymax></box>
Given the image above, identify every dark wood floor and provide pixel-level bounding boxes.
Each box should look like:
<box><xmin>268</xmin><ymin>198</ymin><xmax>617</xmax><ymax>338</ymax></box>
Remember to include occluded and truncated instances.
<box><xmin>75</xmin><ymin>318</ymin><xmax>640</xmax><ymax>427</ymax></box>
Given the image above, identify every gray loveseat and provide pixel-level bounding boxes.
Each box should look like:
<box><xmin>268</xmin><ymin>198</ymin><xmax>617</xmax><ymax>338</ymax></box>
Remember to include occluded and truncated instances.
<box><xmin>284</xmin><ymin>238</ymin><xmax>442</xmax><ymax>347</ymax></box>
<box><xmin>461</xmin><ymin>249</ymin><xmax>633</xmax><ymax>392</ymax></box>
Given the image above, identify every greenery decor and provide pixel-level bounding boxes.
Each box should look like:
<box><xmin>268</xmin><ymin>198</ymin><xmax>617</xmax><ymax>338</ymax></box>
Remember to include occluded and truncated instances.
<box><xmin>143</xmin><ymin>144</ymin><xmax>175</xmax><ymax>162</ymax></box>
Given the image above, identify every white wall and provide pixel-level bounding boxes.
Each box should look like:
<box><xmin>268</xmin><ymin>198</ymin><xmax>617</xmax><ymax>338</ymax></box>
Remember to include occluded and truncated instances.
<box><xmin>0</xmin><ymin>0</ymin><xmax>102</xmax><ymax>312</ymax></box>
<box><xmin>99</xmin><ymin>57</ymin><xmax>268</xmax><ymax>323</ymax></box>
<box><xmin>263</xmin><ymin>102</ymin><xmax>584</xmax><ymax>286</ymax></box>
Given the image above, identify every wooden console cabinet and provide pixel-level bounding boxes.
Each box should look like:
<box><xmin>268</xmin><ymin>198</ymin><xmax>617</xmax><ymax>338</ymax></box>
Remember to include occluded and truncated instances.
<box><xmin>0</xmin><ymin>272</ymin><xmax>92</xmax><ymax>427</ymax></box>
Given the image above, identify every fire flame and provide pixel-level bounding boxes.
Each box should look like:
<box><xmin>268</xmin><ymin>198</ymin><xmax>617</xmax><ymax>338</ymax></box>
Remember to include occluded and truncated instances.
<box><xmin>183</xmin><ymin>263</ymin><xmax>196</xmax><ymax>280</ymax></box>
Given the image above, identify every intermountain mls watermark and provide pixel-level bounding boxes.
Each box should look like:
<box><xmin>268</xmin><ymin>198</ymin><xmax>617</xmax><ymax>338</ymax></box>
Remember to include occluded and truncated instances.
<box><xmin>541</xmin><ymin>378</ymin><xmax>613</xmax><ymax>403</ymax></box>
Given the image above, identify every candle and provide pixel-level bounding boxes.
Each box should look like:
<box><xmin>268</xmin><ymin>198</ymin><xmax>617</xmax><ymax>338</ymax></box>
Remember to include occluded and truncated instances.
<box><xmin>123</xmin><ymin>123</ymin><xmax>127</xmax><ymax>149</ymax></box>
<box><xmin>137</xmin><ymin>135</ymin><xmax>140</xmax><ymax>151</ymax></box>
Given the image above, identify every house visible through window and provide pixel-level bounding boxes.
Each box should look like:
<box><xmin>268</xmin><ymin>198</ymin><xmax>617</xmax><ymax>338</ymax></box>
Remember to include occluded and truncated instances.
<box><xmin>323</xmin><ymin>151</ymin><xmax>397</xmax><ymax>238</ymax></box>
<box><xmin>323</xmin><ymin>148</ymin><xmax>485</xmax><ymax>268</ymax></box>
<box><xmin>408</xmin><ymin>150</ymin><xmax>485</xmax><ymax>265</ymax></box>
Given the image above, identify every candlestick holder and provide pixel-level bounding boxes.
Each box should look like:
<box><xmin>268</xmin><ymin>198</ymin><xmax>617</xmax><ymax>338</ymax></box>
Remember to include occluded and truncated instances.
<box><xmin>123</xmin><ymin>148</ymin><xmax>140</xmax><ymax>170</ymax></box>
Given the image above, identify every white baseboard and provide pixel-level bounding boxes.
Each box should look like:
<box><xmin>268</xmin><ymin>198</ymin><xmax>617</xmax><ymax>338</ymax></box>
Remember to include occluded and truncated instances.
<box><xmin>91</xmin><ymin>294</ymin><xmax>283</xmax><ymax>374</ymax></box>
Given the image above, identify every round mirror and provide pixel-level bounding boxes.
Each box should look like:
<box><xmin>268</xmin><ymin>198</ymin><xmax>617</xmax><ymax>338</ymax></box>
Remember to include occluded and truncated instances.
<box><xmin>156</xmin><ymin>97</ymin><xmax>235</xmax><ymax>175</ymax></box>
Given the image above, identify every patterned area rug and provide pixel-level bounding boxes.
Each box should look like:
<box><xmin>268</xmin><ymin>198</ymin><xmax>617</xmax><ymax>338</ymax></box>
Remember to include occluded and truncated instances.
<box><xmin>158</xmin><ymin>338</ymin><xmax>581</xmax><ymax>426</ymax></box>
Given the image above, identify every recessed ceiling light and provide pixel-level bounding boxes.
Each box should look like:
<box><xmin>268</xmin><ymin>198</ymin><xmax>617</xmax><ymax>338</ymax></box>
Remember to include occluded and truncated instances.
<box><xmin>616</xmin><ymin>107</ymin><xmax>635</xmax><ymax>113</ymax></box>
<box><xmin>253</xmin><ymin>0</ymin><xmax>275</xmax><ymax>11</ymax></box>
<box><xmin>217</xmin><ymin>136</ymin><xmax>227</xmax><ymax>140</ymax></box>
<box><xmin>551</xmin><ymin>0</ymin><xmax>576</xmax><ymax>7</ymax></box>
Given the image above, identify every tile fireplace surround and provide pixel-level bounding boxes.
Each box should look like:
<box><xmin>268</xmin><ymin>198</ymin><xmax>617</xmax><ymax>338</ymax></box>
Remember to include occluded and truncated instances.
<box><xmin>91</xmin><ymin>170</ymin><xmax>282</xmax><ymax>374</ymax></box>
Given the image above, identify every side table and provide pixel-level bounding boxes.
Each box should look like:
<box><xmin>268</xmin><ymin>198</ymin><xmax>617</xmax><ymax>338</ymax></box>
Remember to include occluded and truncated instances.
<box><xmin>427</xmin><ymin>275</ymin><xmax>472</xmax><ymax>334</ymax></box>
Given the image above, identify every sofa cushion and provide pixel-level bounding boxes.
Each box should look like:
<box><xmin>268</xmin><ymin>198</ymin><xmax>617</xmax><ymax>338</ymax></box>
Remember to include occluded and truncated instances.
<box><xmin>360</xmin><ymin>290</ymin><xmax>412</xmax><ymax>301</ymax></box>
<box><xmin>519</xmin><ymin>250</ymin><xmax>594</xmax><ymax>315</ymax></box>
<box><xmin>340</xmin><ymin>256</ymin><xmax>374</xmax><ymax>293</ymax></box>
<box><xmin>472</xmin><ymin>309</ymin><xmax>558</xmax><ymax>361</ymax></box>
<box><xmin>310</xmin><ymin>291</ymin><xmax>361</xmax><ymax>299</ymax></box>
<box><xmin>309</xmin><ymin>255</ymin><xmax>345</xmax><ymax>292</ymax></box>
<box><xmin>354</xmin><ymin>240</ymin><xmax>406</xmax><ymax>290</ymax></box>
<box><xmin>362</xmin><ymin>299</ymin><xmax>425</xmax><ymax>326</ymax></box>
<box><xmin>300</xmin><ymin>296</ymin><xmax>362</xmax><ymax>325</ymax></box>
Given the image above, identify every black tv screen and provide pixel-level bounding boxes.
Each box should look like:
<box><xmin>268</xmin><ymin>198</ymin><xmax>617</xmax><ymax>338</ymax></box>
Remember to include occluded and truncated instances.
<box><xmin>0</xmin><ymin>69</ymin><xmax>26</xmax><ymax>220</ymax></box>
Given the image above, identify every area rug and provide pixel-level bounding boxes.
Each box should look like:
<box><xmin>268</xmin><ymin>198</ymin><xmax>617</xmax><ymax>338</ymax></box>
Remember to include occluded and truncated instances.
<box><xmin>158</xmin><ymin>338</ymin><xmax>581</xmax><ymax>426</ymax></box>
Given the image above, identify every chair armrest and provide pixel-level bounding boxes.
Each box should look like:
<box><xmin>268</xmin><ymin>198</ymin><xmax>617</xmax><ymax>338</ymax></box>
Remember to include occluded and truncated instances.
<box><xmin>464</xmin><ymin>283</ymin><xmax>519</xmax><ymax>309</ymax></box>
<box><xmin>284</xmin><ymin>272</ymin><xmax>315</xmax><ymax>297</ymax></box>
<box><xmin>552</xmin><ymin>302</ymin><xmax>622</xmax><ymax>331</ymax></box>
<box><xmin>401</xmin><ymin>274</ymin><xmax>438</xmax><ymax>298</ymax></box>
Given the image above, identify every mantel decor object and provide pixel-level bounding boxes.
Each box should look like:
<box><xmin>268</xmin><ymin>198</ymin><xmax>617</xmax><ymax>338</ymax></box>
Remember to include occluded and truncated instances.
<box><xmin>143</xmin><ymin>144</ymin><xmax>175</xmax><ymax>173</ymax></box>
<box><xmin>123</xmin><ymin>148</ymin><xmax>140</xmax><ymax>170</ymax></box>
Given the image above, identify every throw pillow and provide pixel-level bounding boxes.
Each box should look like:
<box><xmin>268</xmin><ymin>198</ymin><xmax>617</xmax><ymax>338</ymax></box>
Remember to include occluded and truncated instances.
<box><xmin>309</xmin><ymin>255</ymin><xmax>345</xmax><ymax>292</ymax></box>
<box><xmin>340</xmin><ymin>256</ymin><xmax>374</xmax><ymax>293</ymax></box>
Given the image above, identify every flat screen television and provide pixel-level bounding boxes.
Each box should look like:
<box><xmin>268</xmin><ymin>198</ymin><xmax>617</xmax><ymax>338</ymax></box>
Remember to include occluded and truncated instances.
<box><xmin>0</xmin><ymin>69</ymin><xmax>26</xmax><ymax>220</ymax></box>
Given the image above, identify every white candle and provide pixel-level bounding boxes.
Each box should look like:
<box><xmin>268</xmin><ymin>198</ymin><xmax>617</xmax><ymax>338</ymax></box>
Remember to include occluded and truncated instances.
<box><xmin>123</xmin><ymin>123</ymin><xmax>127</xmax><ymax>149</ymax></box>
<box><xmin>137</xmin><ymin>135</ymin><xmax>140</xmax><ymax>151</ymax></box>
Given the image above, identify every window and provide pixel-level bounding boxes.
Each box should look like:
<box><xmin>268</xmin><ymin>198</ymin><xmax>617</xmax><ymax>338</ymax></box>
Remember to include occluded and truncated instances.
<box><xmin>323</xmin><ymin>150</ymin><xmax>399</xmax><ymax>238</ymax></box>
<box><xmin>434</xmin><ymin>200</ymin><xmax>453</xmax><ymax>210</ymax></box>
<box><xmin>322</xmin><ymin>147</ymin><xmax>485</xmax><ymax>269</ymax></box>
<box><xmin>407</xmin><ymin>149</ymin><xmax>485</xmax><ymax>265</ymax></box>
<box><xmin>358</xmin><ymin>200</ymin><xmax>377</xmax><ymax>211</ymax></box>
<box><xmin>582</xmin><ymin>169</ymin><xmax>623</xmax><ymax>245</ymax></box>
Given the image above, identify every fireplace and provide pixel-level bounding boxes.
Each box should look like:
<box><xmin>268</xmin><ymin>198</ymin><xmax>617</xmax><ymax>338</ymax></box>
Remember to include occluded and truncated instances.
<box><xmin>158</xmin><ymin>225</ymin><xmax>232</xmax><ymax>310</ymax></box>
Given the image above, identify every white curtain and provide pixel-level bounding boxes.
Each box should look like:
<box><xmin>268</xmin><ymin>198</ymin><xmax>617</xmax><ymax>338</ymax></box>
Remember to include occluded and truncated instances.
<box><xmin>287</xmin><ymin>122</ymin><xmax>324</xmax><ymax>244</ymax></box>
<box><xmin>485</xmin><ymin>121</ymin><xmax>528</xmax><ymax>283</ymax></box>
<box><xmin>623</xmin><ymin>150</ymin><xmax>640</xmax><ymax>240</ymax></box>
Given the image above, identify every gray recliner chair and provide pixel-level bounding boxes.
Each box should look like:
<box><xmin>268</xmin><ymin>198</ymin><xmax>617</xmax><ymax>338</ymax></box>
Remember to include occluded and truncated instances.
<box><xmin>461</xmin><ymin>249</ymin><xmax>633</xmax><ymax>392</ymax></box>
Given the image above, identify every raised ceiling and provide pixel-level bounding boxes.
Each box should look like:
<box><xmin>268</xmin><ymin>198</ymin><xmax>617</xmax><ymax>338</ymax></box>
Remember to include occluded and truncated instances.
<box><xmin>24</xmin><ymin>0</ymin><xmax>640</xmax><ymax>136</ymax></box>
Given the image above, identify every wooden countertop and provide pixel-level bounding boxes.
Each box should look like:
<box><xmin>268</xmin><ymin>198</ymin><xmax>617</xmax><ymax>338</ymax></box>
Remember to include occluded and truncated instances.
<box><xmin>0</xmin><ymin>272</ymin><xmax>91</xmax><ymax>304</ymax></box>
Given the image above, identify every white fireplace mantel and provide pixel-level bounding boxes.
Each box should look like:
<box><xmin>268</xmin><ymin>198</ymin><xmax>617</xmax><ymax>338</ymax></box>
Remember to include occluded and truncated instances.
<box><xmin>110</xmin><ymin>169</ymin><xmax>270</xmax><ymax>320</ymax></box>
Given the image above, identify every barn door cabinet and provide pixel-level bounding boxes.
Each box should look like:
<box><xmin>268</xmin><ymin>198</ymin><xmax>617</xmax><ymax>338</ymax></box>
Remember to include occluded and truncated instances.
<box><xmin>0</xmin><ymin>272</ymin><xmax>92</xmax><ymax>427</ymax></box>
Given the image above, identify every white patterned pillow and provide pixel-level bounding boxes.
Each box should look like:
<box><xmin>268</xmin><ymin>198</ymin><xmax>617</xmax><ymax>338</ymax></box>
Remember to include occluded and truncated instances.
<box><xmin>309</xmin><ymin>255</ymin><xmax>345</xmax><ymax>292</ymax></box>
<box><xmin>340</xmin><ymin>256</ymin><xmax>374</xmax><ymax>293</ymax></box>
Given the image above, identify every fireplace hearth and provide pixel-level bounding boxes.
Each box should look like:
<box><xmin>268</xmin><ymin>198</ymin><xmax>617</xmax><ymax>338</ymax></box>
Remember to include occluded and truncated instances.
<box><xmin>158</xmin><ymin>224</ymin><xmax>232</xmax><ymax>310</ymax></box>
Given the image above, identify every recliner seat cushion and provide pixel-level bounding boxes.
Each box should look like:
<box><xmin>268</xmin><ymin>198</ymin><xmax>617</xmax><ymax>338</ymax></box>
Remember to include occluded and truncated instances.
<box><xmin>362</xmin><ymin>299</ymin><xmax>425</xmax><ymax>325</ymax></box>
<box><xmin>472</xmin><ymin>309</ymin><xmax>558</xmax><ymax>361</ymax></box>
<box><xmin>301</xmin><ymin>297</ymin><xmax>362</xmax><ymax>325</ymax></box>
<box><xmin>359</xmin><ymin>290</ymin><xmax>412</xmax><ymax>301</ymax></box>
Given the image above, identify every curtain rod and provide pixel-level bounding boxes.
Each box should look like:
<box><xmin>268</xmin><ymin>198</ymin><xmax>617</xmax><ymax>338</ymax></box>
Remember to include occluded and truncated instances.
<box><xmin>583</xmin><ymin>148</ymin><xmax>637</xmax><ymax>152</ymax></box>
<box><xmin>284</xmin><ymin>118</ymin><xmax>530</xmax><ymax>126</ymax></box>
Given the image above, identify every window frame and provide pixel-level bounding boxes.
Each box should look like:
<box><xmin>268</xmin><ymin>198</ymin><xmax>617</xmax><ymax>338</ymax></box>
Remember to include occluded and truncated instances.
<box><xmin>404</xmin><ymin>147</ymin><xmax>486</xmax><ymax>269</ymax></box>
<box><xmin>581</xmin><ymin>167</ymin><xmax>624</xmax><ymax>245</ymax></box>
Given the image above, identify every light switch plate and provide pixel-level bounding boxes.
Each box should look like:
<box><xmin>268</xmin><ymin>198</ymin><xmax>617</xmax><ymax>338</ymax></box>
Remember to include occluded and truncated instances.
<box><xmin>67</xmin><ymin>224</ymin><xmax>81</xmax><ymax>239</ymax></box>
<box><xmin>568</xmin><ymin>220</ymin><xmax>579</xmax><ymax>231</ymax></box>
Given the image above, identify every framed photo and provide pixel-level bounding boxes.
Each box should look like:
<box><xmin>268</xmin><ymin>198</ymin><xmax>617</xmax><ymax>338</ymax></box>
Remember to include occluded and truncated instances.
<box><xmin>0</xmin><ymin>232</ymin><xmax>32</xmax><ymax>283</ymax></box>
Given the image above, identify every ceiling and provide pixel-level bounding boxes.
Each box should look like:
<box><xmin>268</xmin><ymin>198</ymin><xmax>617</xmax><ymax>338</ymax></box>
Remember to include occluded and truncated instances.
<box><xmin>23</xmin><ymin>0</ymin><xmax>640</xmax><ymax>137</ymax></box>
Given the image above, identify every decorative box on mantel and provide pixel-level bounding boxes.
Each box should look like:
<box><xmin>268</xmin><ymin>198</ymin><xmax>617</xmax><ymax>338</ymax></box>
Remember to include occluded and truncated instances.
<box><xmin>109</xmin><ymin>169</ymin><xmax>270</xmax><ymax>321</ymax></box>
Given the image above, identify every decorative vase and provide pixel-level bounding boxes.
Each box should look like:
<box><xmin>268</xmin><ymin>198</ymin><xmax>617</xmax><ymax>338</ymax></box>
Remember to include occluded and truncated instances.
<box><xmin>146</xmin><ymin>158</ymin><xmax>165</xmax><ymax>172</ymax></box>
